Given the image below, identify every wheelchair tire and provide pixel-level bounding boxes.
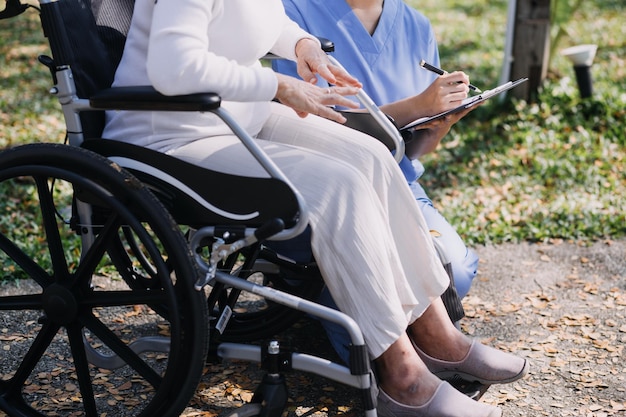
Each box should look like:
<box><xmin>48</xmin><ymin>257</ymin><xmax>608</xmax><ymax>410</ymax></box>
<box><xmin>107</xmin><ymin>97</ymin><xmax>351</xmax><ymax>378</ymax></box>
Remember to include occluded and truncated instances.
<box><xmin>0</xmin><ymin>144</ymin><xmax>209</xmax><ymax>417</ymax></box>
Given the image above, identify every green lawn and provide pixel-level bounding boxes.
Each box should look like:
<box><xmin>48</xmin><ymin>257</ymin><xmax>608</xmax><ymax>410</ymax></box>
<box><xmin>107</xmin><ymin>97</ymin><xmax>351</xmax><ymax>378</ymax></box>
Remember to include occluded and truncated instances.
<box><xmin>0</xmin><ymin>0</ymin><xmax>624</xmax><ymax>245</ymax></box>
<box><xmin>0</xmin><ymin>9</ymin><xmax>64</xmax><ymax>149</ymax></box>
<box><xmin>407</xmin><ymin>0</ymin><xmax>625</xmax><ymax>244</ymax></box>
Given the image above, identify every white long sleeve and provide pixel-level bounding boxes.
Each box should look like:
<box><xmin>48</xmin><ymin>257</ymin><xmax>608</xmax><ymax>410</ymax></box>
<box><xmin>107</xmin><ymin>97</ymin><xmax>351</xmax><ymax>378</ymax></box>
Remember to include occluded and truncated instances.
<box><xmin>104</xmin><ymin>0</ymin><xmax>318</xmax><ymax>149</ymax></box>
<box><xmin>147</xmin><ymin>0</ymin><xmax>278</xmax><ymax>101</ymax></box>
<box><xmin>145</xmin><ymin>0</ymin><xmax>317</xmax><ymax>100</ymax></box>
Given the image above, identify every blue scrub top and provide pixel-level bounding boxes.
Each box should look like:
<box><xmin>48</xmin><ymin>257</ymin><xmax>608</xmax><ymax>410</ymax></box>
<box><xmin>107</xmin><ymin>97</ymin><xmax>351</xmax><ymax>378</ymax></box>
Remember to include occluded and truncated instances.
<box><xmin>274</xmin><ymin>0</ymin><xmax>441</xmax><ymax>182</ymax></box>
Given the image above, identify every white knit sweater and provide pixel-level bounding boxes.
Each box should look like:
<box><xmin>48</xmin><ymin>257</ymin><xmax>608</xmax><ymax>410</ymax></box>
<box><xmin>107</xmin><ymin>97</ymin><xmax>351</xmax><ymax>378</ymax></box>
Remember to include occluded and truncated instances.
<box><xmin>103</xmin><ymin>0</ymin><xmax>318</xmax><ymax>151</ymax></box>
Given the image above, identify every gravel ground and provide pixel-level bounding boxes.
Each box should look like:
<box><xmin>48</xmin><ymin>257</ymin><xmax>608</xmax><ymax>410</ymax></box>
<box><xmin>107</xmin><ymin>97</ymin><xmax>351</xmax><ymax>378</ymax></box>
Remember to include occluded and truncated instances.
<box><xmin>465</xmin><ymin>239</ymin><xmax>626</xmax><ymax>417</ymax></box>
<box><xmin>186</xmin><ymin>239</ymin><xmax>626</xmax><ymax>417</ymax></box>
<box><xmin>1</xmin><ymin>239</ymin><xmax>625</xmax><ymax>417</ymax></box>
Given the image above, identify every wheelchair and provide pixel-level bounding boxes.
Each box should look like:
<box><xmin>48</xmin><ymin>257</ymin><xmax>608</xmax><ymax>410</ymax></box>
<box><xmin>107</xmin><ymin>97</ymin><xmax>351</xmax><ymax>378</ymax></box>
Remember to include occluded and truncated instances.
<box><xmin>0</xmin><ymin>1</ymin><xmax>483</xmax><ymax>416</ymax></box>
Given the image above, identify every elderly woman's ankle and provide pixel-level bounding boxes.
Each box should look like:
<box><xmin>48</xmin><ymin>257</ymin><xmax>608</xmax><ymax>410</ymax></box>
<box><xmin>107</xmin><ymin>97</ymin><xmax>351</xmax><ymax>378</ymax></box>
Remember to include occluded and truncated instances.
<box><xmin>378</xmin><ymin>372</ymin><xmax>441</xmax><ymax>406</ymax></box>
<box><xmin>408</xmin><ymin>329</ymin><xmax>471</xmax><ymax>362</ymax></box>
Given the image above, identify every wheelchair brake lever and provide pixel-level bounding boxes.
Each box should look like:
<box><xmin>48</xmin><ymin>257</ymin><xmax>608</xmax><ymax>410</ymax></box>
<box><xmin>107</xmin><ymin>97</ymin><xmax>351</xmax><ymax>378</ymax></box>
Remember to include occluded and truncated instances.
<box><xmin>38</xmin><ymin>55</ymin><xmax>58</xmax><ymax>85</ymax></box>
<box><xmin>193</xmin><ymin>219</ymin><xmax>286</xmax><ymax>290</ymax></box>
<box><xmin>194</xmin><ymin>236</ymin><xmax>260</xmax><ymax>290</ymax></box>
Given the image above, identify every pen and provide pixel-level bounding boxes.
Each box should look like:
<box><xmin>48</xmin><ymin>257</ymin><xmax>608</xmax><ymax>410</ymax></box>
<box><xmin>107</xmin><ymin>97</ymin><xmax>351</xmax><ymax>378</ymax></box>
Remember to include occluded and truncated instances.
<box><xmin>419</xmin><ymin>60</ymin><xmax>481</xmax><ymax>92</ymax></box>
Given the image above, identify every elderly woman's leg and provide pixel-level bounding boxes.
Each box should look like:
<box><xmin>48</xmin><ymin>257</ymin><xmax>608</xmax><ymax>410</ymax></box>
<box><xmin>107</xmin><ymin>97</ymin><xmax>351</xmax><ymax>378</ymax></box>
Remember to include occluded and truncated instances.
<box><xmin>409</xmin><ymin>297</ymin><xmax>472</xmax><ymax>359</ymax></box>
<box><xmin>373</xmin><ymin>298</ymin><xmax>525</xmax><ymax>416</ymax></box>
<box><xmin>374</xmin><ymin>332</ymin><xmax>502</xmax><ymax>417</ymax></box>
<box><xmin>257</xmin><ymin>103</ymin><xmax>451</xmax><ymax>358</ymax></box>
<box><xmin>375</xmin><ymin>333</ymin><xmax>441</xmax><ymax>405</ymax></box>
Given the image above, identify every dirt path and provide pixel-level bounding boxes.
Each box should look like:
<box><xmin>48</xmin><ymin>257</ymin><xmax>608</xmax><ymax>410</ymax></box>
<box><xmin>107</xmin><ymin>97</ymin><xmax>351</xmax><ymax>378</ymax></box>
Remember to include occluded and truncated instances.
<box><xmin>0</xmin><ymin>240</ymin><xmax>624</xmax><ymax>416</ymax></box>
<box><xmin>468</xmin><ymin>239</ymin><xmax>626</xmax><ymax>416</ymax></box>
<box><xmin>187</xmin><ymin>239</ymin><xmax>626</xmax><ymax>417</ymax></box>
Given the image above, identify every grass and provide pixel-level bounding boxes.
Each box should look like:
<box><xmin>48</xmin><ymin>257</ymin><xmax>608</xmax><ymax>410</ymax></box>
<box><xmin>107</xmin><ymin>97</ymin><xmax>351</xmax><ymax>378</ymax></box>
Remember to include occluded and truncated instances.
<box><xmin>0</xmin><ymin>0</ymin><xmax>625</xmax><ymax>247</ymax></box>
<box><xmin>0</xmin><ymin>9</ymin><xmax>64</xmax><ymax>150</ymax></box>
<box><xmin>408</xmin><ymin>0</ymin><xmax>626</xmax><ymax>244</ymax></box>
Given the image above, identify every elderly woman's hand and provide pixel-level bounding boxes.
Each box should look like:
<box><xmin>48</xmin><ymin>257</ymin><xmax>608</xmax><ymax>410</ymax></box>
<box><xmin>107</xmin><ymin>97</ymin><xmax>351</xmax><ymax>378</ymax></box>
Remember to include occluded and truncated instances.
<box><xmin>294</xmin><ymin>38</ymin><xmax>362</xmax><ymax>88</ymax></box>
<box><xmin>274</xmin><ymin>73</ymin><xmax>360</xmax><ymax>123</ymax></box>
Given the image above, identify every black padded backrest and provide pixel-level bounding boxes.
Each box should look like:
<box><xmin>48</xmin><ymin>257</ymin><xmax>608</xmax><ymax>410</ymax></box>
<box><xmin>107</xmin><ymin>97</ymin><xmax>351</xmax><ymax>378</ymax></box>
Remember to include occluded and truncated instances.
<box><xmin>90</xmin><ymin>0</ymin><xmax>134</xmax><ymax>73</ymax></box>
<box><xmin>40</xmin><ymin>0</ymin><xmax>134</xmax><ymax>138</ymax></box>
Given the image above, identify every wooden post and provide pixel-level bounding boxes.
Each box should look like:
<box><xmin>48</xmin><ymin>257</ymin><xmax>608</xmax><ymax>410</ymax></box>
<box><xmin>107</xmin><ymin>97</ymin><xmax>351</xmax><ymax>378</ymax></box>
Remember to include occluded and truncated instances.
<box><xmin>509</xmin><ymin>0</ymin><xmax>551</xmax><ymax>101</ymax></box>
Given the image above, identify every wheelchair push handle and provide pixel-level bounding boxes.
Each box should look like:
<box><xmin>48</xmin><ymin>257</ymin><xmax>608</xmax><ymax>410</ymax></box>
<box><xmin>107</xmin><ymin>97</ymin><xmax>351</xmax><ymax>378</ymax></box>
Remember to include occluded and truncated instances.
<box><xmin>327</xmin><ymin>55</ymin><xmax>406</xmax><ymax>162</ymax></box>
<box><xmin>0</xmin><ymin>0</ymin><xmax>29</xmax><ymax>20</ymax></box>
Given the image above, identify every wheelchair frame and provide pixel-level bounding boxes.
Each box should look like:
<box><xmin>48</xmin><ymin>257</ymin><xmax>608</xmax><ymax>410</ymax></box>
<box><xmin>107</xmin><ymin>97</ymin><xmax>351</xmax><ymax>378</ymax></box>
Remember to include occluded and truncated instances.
<box><xmin>0</xmin><ymin>0</ymin><xmax>417</xmax><ymax>415</ymax></box>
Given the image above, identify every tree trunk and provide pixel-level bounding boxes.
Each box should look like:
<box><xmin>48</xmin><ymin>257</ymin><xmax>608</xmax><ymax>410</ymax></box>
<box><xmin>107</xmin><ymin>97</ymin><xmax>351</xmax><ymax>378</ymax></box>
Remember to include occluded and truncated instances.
<box><xmin>509</xmin><ymin>0</ymin><xmax>551</xmax><ymax>101</ymax></box>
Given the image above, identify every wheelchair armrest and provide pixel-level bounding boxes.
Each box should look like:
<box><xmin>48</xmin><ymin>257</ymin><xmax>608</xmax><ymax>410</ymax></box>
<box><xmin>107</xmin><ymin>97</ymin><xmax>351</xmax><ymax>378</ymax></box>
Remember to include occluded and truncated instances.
<box><xmin>0</xmin><ymin>0</ymin><xmax>29</xmax><ymax>20</ymax></box>
<box><xmin>263</xmin><ymin>36</ymin><xmax>334</xmax><ymax>60</ymax></box>
<box><xmin>89</xmin><ymin>86</ymin><xmax>221</xmax><ymax>112</ymax></box>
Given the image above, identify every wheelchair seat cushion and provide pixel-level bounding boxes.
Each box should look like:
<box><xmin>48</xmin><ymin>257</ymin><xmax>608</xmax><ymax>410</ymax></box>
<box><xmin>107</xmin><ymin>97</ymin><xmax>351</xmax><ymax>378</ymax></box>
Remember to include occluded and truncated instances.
<box><xmin>81</xmin><ymin>139</ymin><xmax>300</xmax><ymax>229</ymax></box>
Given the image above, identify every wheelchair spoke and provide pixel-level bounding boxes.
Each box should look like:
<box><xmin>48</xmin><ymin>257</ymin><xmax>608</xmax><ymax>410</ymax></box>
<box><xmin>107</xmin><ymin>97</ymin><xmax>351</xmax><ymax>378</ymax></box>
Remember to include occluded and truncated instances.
<box><xmin>0</xmin><ymin>232</ymin><xmax>51</xmax><ymax>288</ymax></box>
<box><xmin>5</xmin><ymin>321</ymin><xmax>60</xmax><ymax>393</ymax></box>
<box><xmin>80</xmin><ymin>313</ymin><xmax>163</xmax><ymax>388</ymax></box>
<box><xmin>122</xmin><ymin>226</ymin><xmax>159</xmax><ymax>278</ymax></box>
<box><xmin>0</xmin><ymin>293</ymin><xmax>42</xmax><ymax>310</ymax></box>
<box><xmin>66</xmin><ymin>323</ymin><xmax>98</xmax><ymax>417</ymax></box>
<box><xmin>105</xmin><ymin>230</ymin><xmax>158</xmax><ymax>289</ymax></box>
<box><xmin>71</xmin><ymin>211</ymin><xmax>122</xmax><ymax>288</ymax></box>
<box><xmin>34</xmin><ymin>176</ymin><xmax>70</xmax><ymax>281</ymax></box>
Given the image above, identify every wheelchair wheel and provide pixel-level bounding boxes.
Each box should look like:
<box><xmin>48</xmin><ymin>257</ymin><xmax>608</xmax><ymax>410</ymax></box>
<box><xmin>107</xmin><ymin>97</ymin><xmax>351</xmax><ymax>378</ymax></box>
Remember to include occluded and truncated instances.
<box><xmin>0</xmin><ymin>144</ymin><xmax>209</xmax><ymax>417</ymax></box>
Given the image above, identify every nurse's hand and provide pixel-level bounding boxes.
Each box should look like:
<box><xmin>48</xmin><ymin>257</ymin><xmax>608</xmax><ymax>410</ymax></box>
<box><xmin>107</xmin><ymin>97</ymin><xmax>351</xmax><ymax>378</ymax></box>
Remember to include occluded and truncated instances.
<box><xmin>419</xmin><ymin>72</ymin><xmax>470</xmax><ymax>114</ymax></box>
<box><xmin>275</xmin><ymin>73</ymin><xmax>360</xmax><ymax>124</ymax></box>
<box><xmin>405</xmin><ymin>105</ymin><xmax>478</xmax><ymax>159</ymax></box>
<box><xmin>294</xmin><ymin>38</ymin><xmax>362</xmax><ymax>88</ymax></box>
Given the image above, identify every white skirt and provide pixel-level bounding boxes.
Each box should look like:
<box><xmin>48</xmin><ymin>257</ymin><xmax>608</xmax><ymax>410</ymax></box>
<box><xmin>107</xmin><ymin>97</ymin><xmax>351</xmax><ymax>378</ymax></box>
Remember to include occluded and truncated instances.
<box><xmin>167</xmin><ymin>102</ymin><xmax>449</xmax><ymax>359</ymax></box>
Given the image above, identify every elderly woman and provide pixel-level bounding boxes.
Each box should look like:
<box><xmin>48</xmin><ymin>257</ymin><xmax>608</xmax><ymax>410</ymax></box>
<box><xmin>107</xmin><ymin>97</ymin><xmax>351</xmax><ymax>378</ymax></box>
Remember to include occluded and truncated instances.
<box><xmin>103</xmin><ymin>1</ymin><xmax>527</xmax><ymax>416</ymax></box>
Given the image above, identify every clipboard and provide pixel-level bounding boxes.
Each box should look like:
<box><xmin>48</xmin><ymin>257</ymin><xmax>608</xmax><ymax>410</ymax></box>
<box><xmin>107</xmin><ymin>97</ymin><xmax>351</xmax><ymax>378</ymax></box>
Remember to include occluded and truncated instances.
<box><xmin>338</xmin><ymin>110</ymin><xmax>412</xmax><ymax>151</ymax></box>
<box><xmin>400</xmin><ymin>78</ymin><xmax>528</xmax><ymax>131</ymax></box>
